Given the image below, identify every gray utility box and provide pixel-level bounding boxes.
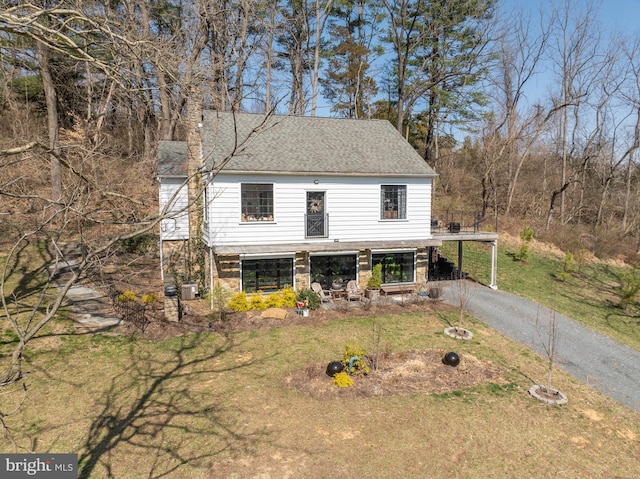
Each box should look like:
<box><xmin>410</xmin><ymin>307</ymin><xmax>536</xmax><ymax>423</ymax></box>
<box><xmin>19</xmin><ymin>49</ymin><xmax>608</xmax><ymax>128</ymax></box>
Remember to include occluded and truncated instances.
<box><xmin>181</xmin><ymin>283</ymin><xmax>199</xmax><ymax>300</ymax></box>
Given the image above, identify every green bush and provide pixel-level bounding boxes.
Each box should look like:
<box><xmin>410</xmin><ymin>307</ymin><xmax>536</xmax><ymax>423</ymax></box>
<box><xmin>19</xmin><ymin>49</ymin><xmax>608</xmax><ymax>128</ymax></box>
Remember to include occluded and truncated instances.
<box><xmin>367</xmin><ymin>263</ymin><xmax>383</xmax><ymax>290</ymax></box>
<box><xmin>515</xmin><ymin>224</ymin><xmax>534</xmax><ymax>263</ymax></box>
<box><xmin>296</xmin><ymin>288</ymin><xmax>320</xmax><ymax>310</ymax></box>
<box><xmin>618</xmin><ymin>266</ymin><xmax>640</xmax><ymax>312</ymax></box>
<box><xmin>555</xmin><ymin>252</ymin><xmax>575</xmax><ymax>281</ymax></box>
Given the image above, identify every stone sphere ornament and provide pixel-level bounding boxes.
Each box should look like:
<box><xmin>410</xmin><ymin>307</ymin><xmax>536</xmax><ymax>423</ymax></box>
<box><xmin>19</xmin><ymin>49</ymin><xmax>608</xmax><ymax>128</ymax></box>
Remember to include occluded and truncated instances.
<box><xmin>326</xmin><ymin>361</ymin><xmax>344</xmax><ymax>377</ymax></box>
<box><xmin>442</xmin><ymin>351</ymin><xmax>461</xmax><ymax>367</ymax></box>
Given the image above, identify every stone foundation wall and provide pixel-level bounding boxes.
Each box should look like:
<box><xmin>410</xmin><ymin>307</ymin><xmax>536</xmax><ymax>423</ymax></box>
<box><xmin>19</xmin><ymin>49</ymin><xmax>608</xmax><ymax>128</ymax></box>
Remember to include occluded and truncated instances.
<box><xmin>167</xmin><ymin>247</ymin><xmax>433</xmax><ymax>296</ymax></box>
<box><xmin>295</xmin><ymin>252</ymin><xmax>309</xmax><ymax>290</ymax></box>
<box><xmin>212</xmin><ymin>253</ymin><xmax>241</xmax><ymax>293</ymax></box>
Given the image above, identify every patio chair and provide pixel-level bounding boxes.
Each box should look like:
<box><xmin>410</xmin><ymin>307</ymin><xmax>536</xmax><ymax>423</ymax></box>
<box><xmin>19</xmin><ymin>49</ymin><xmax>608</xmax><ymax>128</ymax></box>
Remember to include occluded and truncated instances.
<box><xmin>311</xmin><ymin>282</ymin><xmax>333</xmax><ymax>303</ymax></box>
<box><xmin>346</xmin><ymin>280</ymin><xmax>364</xmax><ymax>302</ymax></box>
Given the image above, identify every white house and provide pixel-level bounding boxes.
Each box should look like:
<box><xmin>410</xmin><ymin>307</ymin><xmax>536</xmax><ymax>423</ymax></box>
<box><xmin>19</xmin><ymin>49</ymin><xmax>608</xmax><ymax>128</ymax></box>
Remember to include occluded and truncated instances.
<box><xmin>158</xmin><ymin>111</ymin><xmax>497</xmax><ymax>295</ymax></box>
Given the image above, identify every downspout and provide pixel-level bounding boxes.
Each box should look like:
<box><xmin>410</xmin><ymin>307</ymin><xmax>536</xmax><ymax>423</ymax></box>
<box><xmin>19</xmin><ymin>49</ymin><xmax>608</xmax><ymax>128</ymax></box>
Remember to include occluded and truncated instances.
<box><xmin>209</xmin><ymin>246</ymin><xmax>214</xmax><ymax>310</ymax></box>
<box><xmin>160</xmin><ymin>238</ymin><xmax>164</xmax><ymax>283</ymax></box>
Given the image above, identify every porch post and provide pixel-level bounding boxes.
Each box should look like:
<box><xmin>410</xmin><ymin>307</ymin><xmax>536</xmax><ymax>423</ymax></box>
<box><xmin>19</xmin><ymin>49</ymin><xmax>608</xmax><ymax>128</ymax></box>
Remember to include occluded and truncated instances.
<box><xmin>457</xmin><ymin>240</ymin><xmax>463</xmax><ymax>279</ymax></box>
<box><xmin>490</xmin><ymin>239</ymin><xmax>498</xmax><ymax>289</ymax></box>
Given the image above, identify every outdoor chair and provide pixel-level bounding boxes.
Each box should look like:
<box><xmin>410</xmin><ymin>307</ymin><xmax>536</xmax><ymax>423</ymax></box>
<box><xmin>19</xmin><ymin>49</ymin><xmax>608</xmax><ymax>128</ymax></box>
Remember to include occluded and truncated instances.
<box><xmin>311</xmin><ymin>282</ymin><xmax>333</xmax><ymax>303</ymax></box>
<box><xmin>346</xmin><ymin>280</ymin><xmax>364</xmax><ymax>302</ymax></box>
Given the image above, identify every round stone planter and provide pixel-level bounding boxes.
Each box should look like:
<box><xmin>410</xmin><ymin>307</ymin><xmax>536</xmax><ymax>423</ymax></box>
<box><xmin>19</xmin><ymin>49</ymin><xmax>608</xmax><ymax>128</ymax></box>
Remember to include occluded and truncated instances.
<box><xmin>444</xmin><ymin>326</ymin><xmax>473</xmax><ymax>340</ymax></box>
<box><xmin>528</xmin><ymin>384</ymin><xmax>568</xmax><ymax>405</ymax></box>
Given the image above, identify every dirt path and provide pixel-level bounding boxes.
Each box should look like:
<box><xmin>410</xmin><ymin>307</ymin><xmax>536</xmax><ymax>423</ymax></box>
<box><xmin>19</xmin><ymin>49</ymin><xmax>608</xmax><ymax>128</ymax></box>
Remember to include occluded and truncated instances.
<box><xmin>441</xmin><ymin>281</ymin><xmax>640</xmax><ymax>413</ymax></box>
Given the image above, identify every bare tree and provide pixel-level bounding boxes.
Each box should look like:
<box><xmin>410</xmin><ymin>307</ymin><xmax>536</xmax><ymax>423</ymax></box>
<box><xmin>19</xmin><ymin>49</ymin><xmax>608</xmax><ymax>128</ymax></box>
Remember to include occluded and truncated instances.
<box><xmin>546</xmin><ymin>0</ymin><xmax>602</xmax><ymax>226</ymax></box>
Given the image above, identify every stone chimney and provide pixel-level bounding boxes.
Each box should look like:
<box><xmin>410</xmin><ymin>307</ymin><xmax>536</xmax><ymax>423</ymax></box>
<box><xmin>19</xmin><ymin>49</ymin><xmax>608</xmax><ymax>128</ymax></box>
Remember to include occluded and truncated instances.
<box><xmin>186</xmin><ymin>85</ymin><xmax>204</xmax><ymax>241</ymax></box>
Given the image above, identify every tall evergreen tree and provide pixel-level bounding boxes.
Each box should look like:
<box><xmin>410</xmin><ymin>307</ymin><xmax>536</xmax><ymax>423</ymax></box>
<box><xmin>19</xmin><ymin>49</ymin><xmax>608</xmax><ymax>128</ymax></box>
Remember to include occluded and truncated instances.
<box><xmin>321</xmin><ymin>0</ymin><xmax>381</xmax><ymax>118</ymax></box>
<box><xmin>382</xmin><ymin>0</ymin><xmax>495</xmax><ymax>165</ymax></box>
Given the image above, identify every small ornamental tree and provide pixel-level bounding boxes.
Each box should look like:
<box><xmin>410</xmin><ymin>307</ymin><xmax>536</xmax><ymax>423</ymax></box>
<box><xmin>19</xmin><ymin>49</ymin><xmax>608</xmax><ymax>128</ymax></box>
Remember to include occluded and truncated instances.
<box><xmin>515</xmin><ymin>223</ymin><xmax>534</xmax><ymax>262</ymax></box>
<box><xmin>367</xmin><ymin>263</ymin><xmax>383</xmax><ymax>290</ymax></box>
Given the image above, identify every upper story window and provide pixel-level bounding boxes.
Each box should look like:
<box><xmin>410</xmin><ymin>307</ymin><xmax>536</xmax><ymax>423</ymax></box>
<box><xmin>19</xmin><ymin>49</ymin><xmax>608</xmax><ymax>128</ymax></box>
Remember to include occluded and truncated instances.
<box><xmin>241</xmin><ymin>183</ymin><xmax>273</xmax><ymax>222</ymax></box>
<box><xmin>381</xmin><ymin>185</ymin><xmax>406</xmax><ymax>220</ymax></box>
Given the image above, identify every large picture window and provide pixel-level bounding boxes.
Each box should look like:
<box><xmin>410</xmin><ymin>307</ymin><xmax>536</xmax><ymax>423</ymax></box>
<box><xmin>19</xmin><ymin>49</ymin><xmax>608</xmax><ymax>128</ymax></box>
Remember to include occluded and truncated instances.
<box><xmin>372</xmin><ymin>252</ymin><xmax>415</xmax><ymax>284</ymax></box>
<box><xmin>241</xmin><ymin>183</ymin><xmax>273</xmax><ymax>222</ymax></box>
<box><xmin>242</xmin><ymin>258</ymin><xmax>293</xmax><ymax>293</ymax></box>
<box><xmin>310</xmin><ymin>254</ymin><xmax>357</xmax><ymax>290</ymax></box>
<box><xmin>381</xmin><ymin>185</ymin><xmax>406</xmax><ymax>220</ymax></box>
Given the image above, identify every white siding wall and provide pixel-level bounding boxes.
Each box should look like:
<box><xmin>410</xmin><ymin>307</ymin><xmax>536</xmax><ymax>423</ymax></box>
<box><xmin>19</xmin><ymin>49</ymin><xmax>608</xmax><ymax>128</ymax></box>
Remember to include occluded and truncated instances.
<box><xmin>159</xmin><ymin>178</ymin><xmax>190</xmax><ymax>240</ymax></box>
<box><xmin>205</xmin><ymin>174</ymin><xmax>432</xmax><ymax>247</ymax></box>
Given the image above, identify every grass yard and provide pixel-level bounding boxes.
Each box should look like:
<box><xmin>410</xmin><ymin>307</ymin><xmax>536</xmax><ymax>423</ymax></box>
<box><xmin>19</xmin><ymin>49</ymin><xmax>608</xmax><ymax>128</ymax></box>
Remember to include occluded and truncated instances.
<box><xmin>440</xmin><ymin>235</ymin><xmax>640</xmax><ymax>352</ymax></box>
<box><xmin>1</xmin><ymin>309</ymin><xmax>639</xmax><ymax>478</ymax></box>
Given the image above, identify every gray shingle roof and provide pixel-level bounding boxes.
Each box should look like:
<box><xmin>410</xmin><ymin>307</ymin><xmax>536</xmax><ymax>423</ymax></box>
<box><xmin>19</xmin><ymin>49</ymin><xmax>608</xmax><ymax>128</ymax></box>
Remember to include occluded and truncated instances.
<box><xmin>201</xmin><ymin>111</ymin><xmax>437</xmax><ymax>177</ymax></box>
<box><xmin>158</xmin><ymin>140</ymin><xmax>187</xmax><ymax>177</ymax></box>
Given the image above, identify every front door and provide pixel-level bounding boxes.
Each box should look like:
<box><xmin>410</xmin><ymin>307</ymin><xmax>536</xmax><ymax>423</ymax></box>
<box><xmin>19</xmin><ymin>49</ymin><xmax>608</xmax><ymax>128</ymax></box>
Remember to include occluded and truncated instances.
<box><xmin>306</xmin><ymin>191</ymin><xmax>326</xmax><ymax>238</ymax></box>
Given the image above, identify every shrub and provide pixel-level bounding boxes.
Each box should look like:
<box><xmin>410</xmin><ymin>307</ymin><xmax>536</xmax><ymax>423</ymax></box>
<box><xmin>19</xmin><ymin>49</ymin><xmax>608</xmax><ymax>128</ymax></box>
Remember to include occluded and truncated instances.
<box><xmin>332</xmin><ymin>371</ymin><xmax>354</xmax><ymax>388</ymax></box>
<box><xmin>228</xmin><ymin>288</ymin><xmax>298</xmax><ymax>312</ymax></box>
<box><xmin>228</xmin><ymin>292</ymin><xmax>251</xmax><ymax>312</ymax></box>
<box><xmin>367</xmin><ymin>263</ymin><xmax>383</xmax><ymax>290</ymax></box>
<box><xmin>142</xmin><ymin>292</ymin><xmax>159</xmax><ymax>304</ymax></box>
<box><xmin>280</xmin><ymin>287</ymin><xmax>297</xmax><ymax>307</ymax></box>
<box><xmin>520</xmin><ymin>223</ymin><xmax>534</xmax><ymax>242</ymax></box>
<box><xmin>250</xmin><ymin>292</ymin><xmax>267</xmax><ymax>310</ymax></box>
<box><xmin>516</xmin><ymin>244</ymin><xmax>530</xmax><ymax>262</ymax></box>
<box><xmin>515</xmin><ymin>224</ymin><xmax>533</xmax><ymax>263</ymax></box>
<box><xmin>263</xmin><ymin>287</ymin><xmax>297</xmax><ymax>308</ymax></box>
<box><xmin>296</xmin><ymin>288</ymin><xmax>320</xmax><ymax>310</ymax></box>
<box><xmin>117</xmin><ymin>290</ymin><xmax>138</xmax><ymax>303</ymax></box>
<box><xmin>555</xmin><ymin>252</ymin><xmax>575</xmax><ymax>282</ymax></box>
<box><xmin>618</xmin><ymin>266</ymin><xmax>640</xmax><ymax>312</ymax></box>
<box><xmin>341</xmin><ymin>343</ymin><xmax>370</xmax><ymax>376</ymax></box>
<box><xmin>209</xmin><ymin>282</ymin><xmax>232</xmax><ymax>320</ymax></box>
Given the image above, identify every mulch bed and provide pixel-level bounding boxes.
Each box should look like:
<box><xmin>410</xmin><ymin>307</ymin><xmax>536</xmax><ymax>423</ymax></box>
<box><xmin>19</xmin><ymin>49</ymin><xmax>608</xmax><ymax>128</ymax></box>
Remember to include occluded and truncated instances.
<box><xmin>285</xmin><ymin>349</ymin><xmax>506</xmax><ymax>399</ymax></box>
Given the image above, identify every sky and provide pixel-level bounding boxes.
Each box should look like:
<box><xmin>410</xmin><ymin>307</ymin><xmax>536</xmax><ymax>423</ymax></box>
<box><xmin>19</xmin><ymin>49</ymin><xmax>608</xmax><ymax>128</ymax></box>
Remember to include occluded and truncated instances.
<box><xmin>315</xmin><ymin>0</ymin><xmax>640</xmax><ymax>118</ymax></box>
<box><xmin>503</xmin><ymin>0</ymin><xmax>640</xmax><ymax>33</ymax></box>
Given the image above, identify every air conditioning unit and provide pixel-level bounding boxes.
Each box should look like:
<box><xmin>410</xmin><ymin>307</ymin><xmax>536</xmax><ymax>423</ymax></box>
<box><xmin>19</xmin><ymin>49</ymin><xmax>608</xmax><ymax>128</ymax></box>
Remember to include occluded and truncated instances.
<box><xmin>181</xmin><ymin>283</ymin><xmax>198</xmax><ymax>300</ymax></box>
<box><xmin>449</xmin><ymin>222</ymin><xmax>461</xmax><ymax>233</ymax></box>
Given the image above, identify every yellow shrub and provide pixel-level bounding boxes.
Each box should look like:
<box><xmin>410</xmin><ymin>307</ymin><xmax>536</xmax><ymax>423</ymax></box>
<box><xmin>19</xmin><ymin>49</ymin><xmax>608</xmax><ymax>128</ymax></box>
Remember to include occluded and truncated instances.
<box><xmin>228</xmin><ymin>292</ymin><xmax>250</xmax><ymax>312</ymax></box>
<box><xmin>142</xmin><ymin>292</ymin><xmax>159</xmax><ymax>304</ymax></box>
<box><xmin>250</xmin><ymin>293</ymin><xmax>267</xmax><ymax>310</ymax></box>
<box><xmin>117</xmin><ymin>290</ymin><xmax>137</xmax><ymax>303</ymax></box>
<box><xmin>332</xmin><ymin>371</ymin><xmax>354</xmax><ymax>388</ymax></box>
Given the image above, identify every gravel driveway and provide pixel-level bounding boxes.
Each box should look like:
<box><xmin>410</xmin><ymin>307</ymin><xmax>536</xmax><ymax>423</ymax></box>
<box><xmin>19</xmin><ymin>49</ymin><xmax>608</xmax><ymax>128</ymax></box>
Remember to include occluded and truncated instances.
<box><xmin>440</xmin><ymin>281</ymin><xmax>640</xmax><ymax>413</ymax></box>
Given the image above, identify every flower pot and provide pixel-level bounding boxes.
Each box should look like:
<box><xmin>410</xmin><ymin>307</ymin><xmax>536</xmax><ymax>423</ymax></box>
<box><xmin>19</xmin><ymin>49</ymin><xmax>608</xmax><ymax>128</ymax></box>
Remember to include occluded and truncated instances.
<box><xmin>366</xmin><ymin>289</ymin><xmax>380</xmax><ymax>300</ymax></box>
<box><xmin>302</xmin><ymin>309</ymin><xmax>309</xmax><ymax>317</ymax></box>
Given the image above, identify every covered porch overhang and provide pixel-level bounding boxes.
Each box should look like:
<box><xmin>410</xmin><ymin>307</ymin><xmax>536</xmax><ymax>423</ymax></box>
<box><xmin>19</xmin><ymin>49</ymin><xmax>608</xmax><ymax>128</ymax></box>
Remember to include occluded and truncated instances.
<box><xmin>432</xmin><ymin>231</ymin><xmax>499</xmax><ymax>289</ymax></box>
<box><xmin>212</xmin><ymin>238</ymin><xmax>442</xmax><ymax>255</ymax></box>
<box><xmin>211</xmin><ymin>232</ymin><xmax>499</xmax><ymax>290</ymax></box>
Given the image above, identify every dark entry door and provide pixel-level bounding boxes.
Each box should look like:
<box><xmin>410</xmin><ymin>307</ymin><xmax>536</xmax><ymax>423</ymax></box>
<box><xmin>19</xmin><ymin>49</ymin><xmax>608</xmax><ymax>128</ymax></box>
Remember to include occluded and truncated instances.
<box><xmin>306</xmin><ymin>191</ymin><xmax>326</xmax><ymax>238</ymax></box>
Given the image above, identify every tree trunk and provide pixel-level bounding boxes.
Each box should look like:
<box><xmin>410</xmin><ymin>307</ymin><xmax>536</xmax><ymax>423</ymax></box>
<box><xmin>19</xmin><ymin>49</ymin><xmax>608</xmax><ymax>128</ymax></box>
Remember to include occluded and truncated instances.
<box><xmin>37</xmin><ymin>42</ymin><xmax>62</xmax><ymax>203</ymax></box>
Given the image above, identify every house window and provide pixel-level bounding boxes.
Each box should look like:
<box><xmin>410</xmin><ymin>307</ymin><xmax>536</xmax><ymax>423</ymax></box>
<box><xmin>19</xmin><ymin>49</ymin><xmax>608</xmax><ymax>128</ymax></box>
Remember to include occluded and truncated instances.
<box><xmin>372</xmin><ymin>252</ymin><xmax>415</xmax><ymax>283</ymax></box>
<box><xmin>242</xmin><ymin>258</ymin><xmax>293</xmax><ymax>293</ymax></box>
<box><xmin>310</xmin><ymin>254</ymin><xmax>357</xmax><ymax>290</ymax></box>
<box><xmin>381</xmin><ymin>185</ymin><xmax>406</xmax><ymax>219</ymax></box>
<box><xmin>241</xmin><ymin>183</ymin><xmax>273</xmax><ymax>222</ymax></box>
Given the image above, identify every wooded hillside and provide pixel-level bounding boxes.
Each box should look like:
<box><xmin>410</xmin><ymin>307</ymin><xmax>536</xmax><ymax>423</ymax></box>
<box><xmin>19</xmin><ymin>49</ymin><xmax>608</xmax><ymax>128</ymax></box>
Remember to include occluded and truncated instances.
<box><xmin>1</xmin><ymin>0</ymin><xmax>639</xmax><ymax>261</ymax></box>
